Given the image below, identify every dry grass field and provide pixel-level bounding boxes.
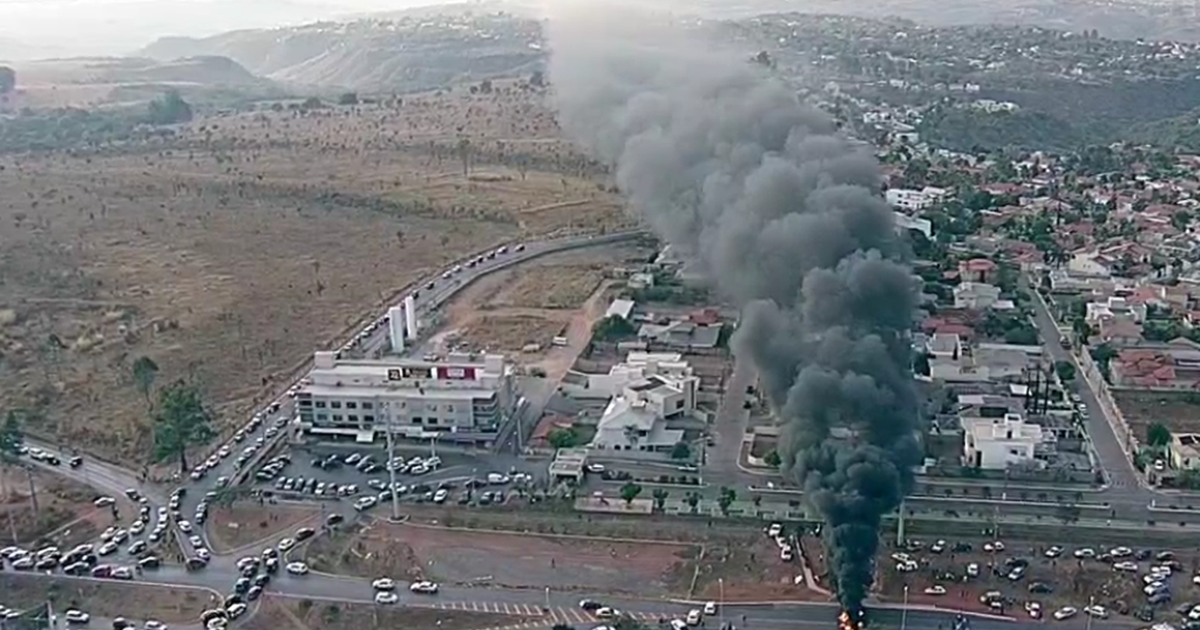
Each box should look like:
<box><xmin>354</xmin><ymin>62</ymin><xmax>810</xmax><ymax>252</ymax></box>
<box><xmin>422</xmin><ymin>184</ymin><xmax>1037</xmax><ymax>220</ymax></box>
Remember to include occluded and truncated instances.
<box><xmin>0</xmin><ymin>80</ymin><xmax>633</xmax><ymax>462</ymax></box>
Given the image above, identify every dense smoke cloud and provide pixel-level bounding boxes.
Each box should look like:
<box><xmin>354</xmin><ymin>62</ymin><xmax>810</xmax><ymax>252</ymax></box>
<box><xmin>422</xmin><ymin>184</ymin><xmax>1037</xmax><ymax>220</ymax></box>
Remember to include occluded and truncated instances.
<box><xmin>545</xmin><ymin>3</ymin><xmax>920</xmax><ymax>612</ymax></box>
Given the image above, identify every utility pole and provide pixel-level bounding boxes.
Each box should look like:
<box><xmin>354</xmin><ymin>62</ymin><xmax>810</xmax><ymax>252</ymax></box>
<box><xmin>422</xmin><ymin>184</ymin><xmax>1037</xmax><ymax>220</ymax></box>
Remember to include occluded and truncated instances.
<box><xmin>380</xmin><ymin>399</ymin><xmax>401</xmax><ymax>522</ymax></box>
<box><xmin>900</xmin><ymin>585</ymin><xmax>910</xmax><ymax>630</ymax></box>
<box><xmin>718</xmin><ymin>578</ymin><xmax>725</xmax><ymax>628</ymax></box>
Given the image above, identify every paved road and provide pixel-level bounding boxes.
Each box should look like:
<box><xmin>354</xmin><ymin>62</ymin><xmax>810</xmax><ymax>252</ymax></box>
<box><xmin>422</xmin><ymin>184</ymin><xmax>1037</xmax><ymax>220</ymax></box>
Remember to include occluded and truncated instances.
<box><xmin>1027</xmin><ymin>281</ymin><xmax>1157</xmax><ymax>521</ymax></box>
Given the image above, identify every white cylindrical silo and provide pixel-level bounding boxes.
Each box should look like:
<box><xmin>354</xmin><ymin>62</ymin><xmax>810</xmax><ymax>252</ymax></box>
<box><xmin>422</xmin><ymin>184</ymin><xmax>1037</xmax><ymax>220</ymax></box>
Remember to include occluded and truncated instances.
<box><xmin>388</xmin><ymin>306</ymin><xmax>405</xmax><ymax>352</ymax></box>
<box><xmin>404</xmin><ymin>295</ymin><xmax>418</xmax><ymax>340</ymax></box>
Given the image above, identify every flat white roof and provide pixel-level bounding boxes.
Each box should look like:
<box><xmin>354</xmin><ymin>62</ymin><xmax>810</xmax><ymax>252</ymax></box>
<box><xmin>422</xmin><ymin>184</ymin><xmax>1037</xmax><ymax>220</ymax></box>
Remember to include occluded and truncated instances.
<box><xmin>303</xmin><ymin>383</ymin><xmax>497</xmax><ymax>400</ymax></box>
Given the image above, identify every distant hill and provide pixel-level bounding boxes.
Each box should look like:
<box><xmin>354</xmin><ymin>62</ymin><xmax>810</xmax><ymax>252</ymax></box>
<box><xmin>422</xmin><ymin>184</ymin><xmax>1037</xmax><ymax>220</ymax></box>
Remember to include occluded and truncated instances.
<box><xmin>137</xmin><ymin>11</ymin><xmax>545</xmax><ymax>92</ymax></box>
<box><xmin>15</xmin><ymin>55</ymin><xmax>267</xmax><ymax>88</ymax></box>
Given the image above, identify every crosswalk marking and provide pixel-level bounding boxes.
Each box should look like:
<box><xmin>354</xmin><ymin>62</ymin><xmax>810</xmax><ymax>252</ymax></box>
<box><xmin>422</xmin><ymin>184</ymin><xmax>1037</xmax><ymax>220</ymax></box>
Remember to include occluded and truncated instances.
<box><xmin>424</xmin><ymin>600</ymin><xmax>677</xmax><ymax>628</ymax></box>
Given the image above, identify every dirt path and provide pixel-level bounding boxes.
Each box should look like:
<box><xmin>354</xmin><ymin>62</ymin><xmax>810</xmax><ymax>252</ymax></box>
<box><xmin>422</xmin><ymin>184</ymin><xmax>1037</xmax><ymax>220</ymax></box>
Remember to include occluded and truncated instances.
<box><xmin>530</xmin><ymin>280</ymin><xmax>615</xmax><ymax>378</ymax></box>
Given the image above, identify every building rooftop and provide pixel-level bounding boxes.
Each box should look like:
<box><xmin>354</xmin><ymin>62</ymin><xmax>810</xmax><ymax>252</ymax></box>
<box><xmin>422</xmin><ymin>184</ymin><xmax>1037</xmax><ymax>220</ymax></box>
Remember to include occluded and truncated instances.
<box><xmin>302</xmin><ymin>382</ymin><xmax>498</xmax><ymax>400</ymax></box>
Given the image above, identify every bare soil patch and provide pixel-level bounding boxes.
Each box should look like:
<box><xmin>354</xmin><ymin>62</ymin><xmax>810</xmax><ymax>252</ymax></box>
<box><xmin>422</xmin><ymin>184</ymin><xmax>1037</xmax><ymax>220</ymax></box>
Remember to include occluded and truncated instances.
<box><xmin>1113</xmin><ymin>390</ymin><xmax>1200</xmax><ymax>439</ymax></box>
<box><xmin>303</xmin><ymin>518</ymin><xmax>695</xmax><ymax>596</ymax></box>
<box><xmin>490</xmin><ymin>264</ymin><xmax>608</xmax><ymax>310</ymax></box>
<box><xmin>0</xmin><ymin>468</ymin><xmax>127</xmax><ymax>547</ymax></box>
<box><xmin>0</xmin><ymin>88</ymin><xmax>631</xmax><ymax>464</ymax></box>
<box><xmin>244</xmin><ymin>596</ymin><xmax>521</xmax><ymax>630</ymax></box>
<box><xmin>0</xmin><ymin>573</ymin><xmax>217</xmax><ymax>623</ymax></box>
<box><xmin>692</xmin><ymin>535</ymin><xmax>816</xmax><ymax>602</ymax></box>
<box><xmin>206</xmin><ymin>501</ymin><xmax>322</xmax><ymax>553</ymax></box>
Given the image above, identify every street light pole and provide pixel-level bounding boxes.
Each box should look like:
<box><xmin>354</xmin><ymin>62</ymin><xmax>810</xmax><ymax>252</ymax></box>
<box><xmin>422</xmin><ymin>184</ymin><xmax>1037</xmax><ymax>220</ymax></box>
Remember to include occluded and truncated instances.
<box><xmin>381</xmin><ymin>399</ymin><xmax>401</xmax><ymax>522</ymax></box>
<box><xmin>544</xmin><ymin>586</ymin><xmax>550</xmax><ymax>612</ymax></box>
<box><xmin>1085</xmin><ymin>596</ymin><xmax>1095</xmax><ymax>630</ymax></box>
<box><xmin>718</xmin><ymin>577</ymin><xmax>724</xmax><ymax>627</ymax></box>
<box><xmin>900</xmin><ymin>585</ymin><xmax>909</xmax><ymax>630</ymax></box>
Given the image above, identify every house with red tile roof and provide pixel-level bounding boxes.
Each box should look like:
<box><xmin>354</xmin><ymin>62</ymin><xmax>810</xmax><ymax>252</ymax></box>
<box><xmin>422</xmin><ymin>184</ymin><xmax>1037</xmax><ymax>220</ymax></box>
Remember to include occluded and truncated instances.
<box><xmin>959</xmin><ymin>258</ymin><xmax>999</xmax><ymax>284</ymax></box>
<box><xmin>1111</xmin><ymin>339</ymin><xmax>1200</xmax><ymax>390</ymax></box>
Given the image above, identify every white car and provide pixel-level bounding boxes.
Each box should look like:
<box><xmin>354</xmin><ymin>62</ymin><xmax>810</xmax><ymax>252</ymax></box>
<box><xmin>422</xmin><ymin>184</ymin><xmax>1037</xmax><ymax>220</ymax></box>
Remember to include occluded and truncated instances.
<box><xmin>1054</xmin><ymin>607</ymin><xmax>1078</xmax><ymax>621</ymax></box>
<box><xmin>1026</xmin><ymin>602</ymin><xmax>1042</xmax><ymax>619</ymax></box>
<box><xmin>144</xmin><ymin>621</ymin><xmax>167</xmax><ymax>630</ymax></box>
<box><xmin>703</xmin><ymin>602</ymin><xmax>717</xmax><ymax>615</ymax></box>
<box><xmin>64</xmin><ymin>610</ymin><xmax>90</xmax><ymax>624</ymax></box>
<box><xmin>1085</xmin><ymin>605</ymin><xmax>1108</xmax><ymax>619</ymax></box>
<box><xmin>766</xmin><ymin>523</ymin><xmax>782</xmax><ymax>538</ymax></box>
<box><xmin>1073</xmin><ymin>548</ymin><xmax>1095</xmax><ymax>559</ymax></box>
<box><xmin>410</xmin><ymin>580</ymin><xmax>439</xmax><ymax>594</ymax></box>
<box><xmin>189</xmin><ymin>535</ymin><xmax>205</xmax><ymax>548</ymax></box>
<box><xmin>277</xmin><ymin>538</ymin><xmax>296</xmax><ymax>552</ymax></box>
<box><xmin>372</xmin><ymin>578</ymin><xmax>396</xmax><ymax>591</ymax></box>
<box><xmin>923</xmin><ymin>585</ymin><xmax>947</xmax><ymax>596</ymax></box>
<box><xmin>374</xmin><ymin>592</ymin><xmax>399</xmax><ymax>605</ymax></box>
<box><xmin>1113</xmin><ymin>561</ymin><xmax>1139</xmax><ymax>572</ymax></box>
<box><xmin>354</xmin><ymin>497</ymin><xmax>378</xmax><ymax>511</ymax></box>
<box><xmin>286</xmin><ymin>561</ymin><xmax>309</xmax><ymax>575</ymax></box>
<box><xmin>226</xmin><ymin>603</ymin><xmax>248</xmax><ymax>619</ymax></box>
<box><xmin>98</xmin><ymin>542</ymin><xmax>118</xmax><ymax>556</ymax></box>
<box><xmin>93</xmin><ymin>497</ymin><xmax>116</xmax><ymax>507</ymax></box>
<box><xmin>178</xmin><ymin>520</ymin><xmax>193</xmax><ymax>534</ymax></box>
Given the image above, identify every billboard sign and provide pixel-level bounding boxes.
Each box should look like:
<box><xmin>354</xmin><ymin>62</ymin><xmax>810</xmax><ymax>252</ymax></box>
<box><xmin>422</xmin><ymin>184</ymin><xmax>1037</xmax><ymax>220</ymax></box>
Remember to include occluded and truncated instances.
<box><xmin>437</xmin><ymin>366</ymin><xmax>477</xmax><ymax>380</ymax></box>
<box><xmin>386</xmin><ymin>368</ymin><xmax>402</xmax><ymax>381</ymax></box>
<box><xmin>402</xmin><ymin>366</ymin><xmax>432</xmax><ymax>379</ymax></box>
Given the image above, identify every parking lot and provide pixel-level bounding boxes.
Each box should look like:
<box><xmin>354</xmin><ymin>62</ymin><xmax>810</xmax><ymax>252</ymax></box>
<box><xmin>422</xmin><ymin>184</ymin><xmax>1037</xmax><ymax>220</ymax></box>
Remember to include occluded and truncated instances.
<box><xmin>248</xmin><ymin>445</ymin><xmax>541</xmax><ymax>512</ymax></box>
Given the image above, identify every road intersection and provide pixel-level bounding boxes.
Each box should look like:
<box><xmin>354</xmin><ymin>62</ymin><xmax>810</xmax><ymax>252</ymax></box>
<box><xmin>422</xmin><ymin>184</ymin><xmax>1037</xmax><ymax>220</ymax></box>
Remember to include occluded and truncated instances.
<box><xmin>1</xmin><ymin>238</ymin><xmax>1154</xmax><ymax>630</ymax></box>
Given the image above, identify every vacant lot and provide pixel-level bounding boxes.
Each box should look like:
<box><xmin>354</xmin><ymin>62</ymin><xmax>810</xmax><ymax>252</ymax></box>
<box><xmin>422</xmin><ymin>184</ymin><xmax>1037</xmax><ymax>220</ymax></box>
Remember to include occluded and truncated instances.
<box><xmin>437</xmin><ymin>244</ymin><xmax>650</xmax><ymax>356</ymax></box>
<box><xmin>1113</xmin><ymin>390</ymin><xmax>1200</xmax><ymax>439</ymax></box>
<box><xmin>0</xmin><ymin>468</ymin><xmax>129</xmax><ymax>547</ymax></box>
<box><xmin>303</xmin><ymin>519</ymin><xmax>695</xmax><ymax>595</ymax></box>
<box><xmin>0</xmin><ymin>85</ymin><xmax>632</xmax><ymax>463</ymax></box>
<box><xmin>0</xmin><ymin>573</ymin><xmax>216</xmax><ymax>622</ymax></box>
<box><xmin>243</xmin><ymin>596</ymin><xmax>521</xmax><ymax>630</ymax></box>
<box><xmin>206</xmin><ymin>501</ymin><xmax>321</xmax><ymax>553</ymax></box>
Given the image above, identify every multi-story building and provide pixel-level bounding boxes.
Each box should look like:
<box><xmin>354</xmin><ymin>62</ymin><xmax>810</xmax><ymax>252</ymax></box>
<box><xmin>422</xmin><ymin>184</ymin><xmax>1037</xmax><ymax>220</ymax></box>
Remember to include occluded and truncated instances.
<box><xmin>295</xmin><ymin>351</ymin><xmax>513</xmax><ymax>446</ymax></box>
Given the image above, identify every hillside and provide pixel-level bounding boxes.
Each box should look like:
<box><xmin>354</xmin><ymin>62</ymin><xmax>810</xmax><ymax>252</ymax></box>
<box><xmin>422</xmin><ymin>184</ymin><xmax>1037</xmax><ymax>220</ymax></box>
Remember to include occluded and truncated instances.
<box><xmin>138</xmin><ymin>12</ymin><xmax>544</xmax><ymax>92</ymax></box>
<box><xmin>14</xmin><ymin>55</ymin><xmax>266</xmax><ymax>88</ymax></box>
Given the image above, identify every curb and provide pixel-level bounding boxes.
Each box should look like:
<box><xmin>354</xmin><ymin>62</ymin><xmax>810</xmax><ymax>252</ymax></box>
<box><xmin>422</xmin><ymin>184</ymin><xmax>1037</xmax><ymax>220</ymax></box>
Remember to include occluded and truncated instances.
<box><xmin>397</xmin><ymin>518</ymin><xmax>702</xmax><ymax>547</ymax></box>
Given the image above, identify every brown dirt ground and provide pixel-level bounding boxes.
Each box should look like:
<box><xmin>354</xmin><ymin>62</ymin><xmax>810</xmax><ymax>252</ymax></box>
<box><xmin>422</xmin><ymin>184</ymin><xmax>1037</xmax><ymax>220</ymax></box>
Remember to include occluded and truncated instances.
<box><xmin>303</xmin><ymin>519</ymin><xmax>696</xmax><ymax>596</ymax></box>
<box><xmin>693</xmin><ymin>536</ymin><xmax>819</xmax><ymax>602</ymax></box>
<box><xmin>435</xmin><ymin>244</ymin><xmax>651</xmax><ymax>357</ymax></box>
<box><xmin>0</xmin><ymin>83</ymin><xmax>634</xmax><ymax>464</ymax></box>
<box><xmin>205</xmin><ymin>501</ymin><xmax>322</xmax><ymax>554</ymax></box>
<box><xmin>0</xmin><ymin>468</ymin><xmax>130</xmax><ymax>547</ymax></box>
<box><xmin>243</xmin><ymin>596</ymin><xmax>521</xmax><ymax>630</ymax></box>
<box><xmin>1113</xmin><ymin>390</ymin><xmax>1200</xmax><ymax>439</ymax></box>
<box><xmin>0</xmin><ymin>573</ymin><xmax>217</xmax><ymax>623</ymax></box>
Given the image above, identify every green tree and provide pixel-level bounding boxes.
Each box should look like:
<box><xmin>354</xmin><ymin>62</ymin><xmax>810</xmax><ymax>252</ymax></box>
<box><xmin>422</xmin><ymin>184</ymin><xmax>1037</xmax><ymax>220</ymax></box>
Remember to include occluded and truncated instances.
<box><xmin>131</xmin><ymin>356</ymin><xmax>160</xmax><ymax>409</ymax></box>
<box><xmin>592</xmin><ymin>315</ymin><xmax>637</xmax><ymax>341</ymax></box>
<box><xmin>764</xmin><ymin>450</ymin><xmax>782</xmax><ymax>468</ymax></box>
<box><xmin>619</xmin><ymin>481</ymin><xmax>642</xmax><ymax>505</ymax></box>
<box><xmin>152</xmin><ymin>380</ymin><xmax>217</xmax><ymax>473</ymax></box>
<box><xmin>546</xmin><ymin>428</ymin><xmax>580</xmax><ymax>449</ymax></box>
<box><xmin>1147</xmin><ymin>422</ymin><xmax>1172</xmax><ymax>449</ymax></box>
<box><xmin>146</xmin><ymin>90</ymin><xmax>193</xmax><ymax>125</ymax></box>
<box><xmin>670</xmin><ymin>441</ymin><xmax>691</xmax><ymax>460</ymax></box>
<box><xmin>337</xmin><ymin>92</ymin><xmax>359</xmax><ymax>105</ymax></box>
<box><xmin>0</xmin><ymin>66</ymin><xmax>14</xmax><ymax>94</ymax></box>
<box><xmin>651</xmin><ymin>488</ymin><xmax>668</xmax><ymax>512</ymax></box>
<box><xmin>1054</xmin><ymin>360</ymin><xmax>1076</xmax><ymax>383</ymax></box>
<box><xmin>684</xmin><ymin>491</ymin><xmax>701</xmax><ymax>514</ymax></box>
<box><xmin>717</xmin><ymin>486</ymin><xmax>737</xmax><ymax>516</ymax></box>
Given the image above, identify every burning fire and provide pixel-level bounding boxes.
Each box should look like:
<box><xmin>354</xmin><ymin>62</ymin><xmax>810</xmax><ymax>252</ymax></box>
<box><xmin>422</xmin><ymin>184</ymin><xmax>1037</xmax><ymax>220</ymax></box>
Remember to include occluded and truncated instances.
<box><xmin>838</xmin><ymin>610</ymin><xmax>865</xmax><ymax>630</ymax></box>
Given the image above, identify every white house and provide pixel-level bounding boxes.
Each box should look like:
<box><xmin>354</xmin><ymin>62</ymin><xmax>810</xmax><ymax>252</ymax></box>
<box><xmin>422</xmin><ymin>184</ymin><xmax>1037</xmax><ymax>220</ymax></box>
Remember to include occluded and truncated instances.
<box><xmin>953</xmin><ymin>282</ymin><xmax>1001</xmax><ymax>310</ymax></box>
<box><xmin>926</xmin><ymin>333</ymin><xmax>962</xmax><ymax>359</ymax></box>
<box><xmin>885</xmin><ymin>187</ymin><xmax>948</xmax><ymax>212</ymax></box>
<box><xmin>561</xmin><ymin>352</ymin><xmax>697</xmax><ymax>400</ymax></box>
<box><xmin>962</xmin><ymin>413</ymin><xmax>1044</xmax><ymax>469</ymax></box>
<box><xmin>1067</xmin><ymin>252</ymin><xmax>1114</xmax><ymax>278</ymax></box>
<box><xmin>588</xmin><ymin>358</ymin><xmax>698</xmax><ymax>452</ymax></box>
<box><xmin>1086</xmin><ymin>296</ymin><xmax>1148</xmax><ymax>325</ymax></box>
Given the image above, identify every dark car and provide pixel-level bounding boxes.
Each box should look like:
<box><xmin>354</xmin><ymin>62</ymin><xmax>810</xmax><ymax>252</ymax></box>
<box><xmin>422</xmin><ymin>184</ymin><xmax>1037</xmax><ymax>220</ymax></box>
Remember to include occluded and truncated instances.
<box><xmin>112</xmin><ymin>618</ymin><xmax>133</xmax><ymax>630</ymax></box>
<box><xmin>234</xmin><ymin>577</ymin><xmax>251</xmax><ymax>594</ymax></box>
<box><xmin>223</xmin><ymin>594</ymin><xmax>243</xmax><ymax>609</ymax></box>
<box><xmin>246</xmin><ymin>585</ymin><xmax>263</xmax><ymax>601</ymax></box>
<box><xmin>69</xmin><ymin>456</ymin><xmax>83</xmax><ymax>468</ymax></box>
<box><xmin>186</xmin><ymin>557</ymin><xmax>208</xmax><ymax>571</ymax></box>
<box><xmin>139</xmin><ymin>556</ymin><xmax>161</xmax><ymax>569</ymax></box>
<box><xmin>295</xmin><ymin>527</ymin><xmax>315</xmax><ymax>541</ymax></box>
<box><xmin>253</xmin><ymin>573</ymin><xmax>271</xmax><ymax>587</ymax></box>
<box><xmin>579</xmin><ymin>600</ymin><xmax>603</xmax><ymax>612</ymax></box>
<box><xmin>325</xmin><ymin>513</ymin><xmax>344</xmax><ymax>526</ymax></box>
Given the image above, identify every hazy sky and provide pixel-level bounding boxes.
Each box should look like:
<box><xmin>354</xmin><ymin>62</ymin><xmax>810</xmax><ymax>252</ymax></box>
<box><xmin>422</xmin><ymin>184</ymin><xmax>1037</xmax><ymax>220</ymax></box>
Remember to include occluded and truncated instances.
<box><xmin>0</xmin><ymin>0</ymin><xmax>453</xmax><ymax>56</ymax></box>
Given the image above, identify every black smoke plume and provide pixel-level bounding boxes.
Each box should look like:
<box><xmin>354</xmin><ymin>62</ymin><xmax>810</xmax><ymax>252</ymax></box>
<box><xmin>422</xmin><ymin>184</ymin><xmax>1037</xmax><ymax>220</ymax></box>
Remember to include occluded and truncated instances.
<box><xmin>545</xmin><ymin>5</ymin><xmax>920</xmax><ymax>612</ymax></box>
